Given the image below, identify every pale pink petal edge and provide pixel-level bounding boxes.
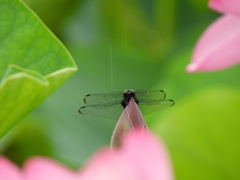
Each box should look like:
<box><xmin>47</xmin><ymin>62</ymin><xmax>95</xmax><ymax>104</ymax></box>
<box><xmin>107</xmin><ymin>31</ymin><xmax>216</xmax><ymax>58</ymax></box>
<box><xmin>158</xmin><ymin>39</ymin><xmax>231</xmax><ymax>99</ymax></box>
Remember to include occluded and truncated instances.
<box><xmin>187</xmin><ymin>14</ymin><xmax>240</xmax><ymax>73</ymax></box>
<box><xmin>23</xmin><ymin>157</ymin><xmax>78</xmax><ymax>180</ymax></box>
<box><xmin>209</xmin><ymin>0</ymin><xmax>240</xmax><ymax>16</ymax></box>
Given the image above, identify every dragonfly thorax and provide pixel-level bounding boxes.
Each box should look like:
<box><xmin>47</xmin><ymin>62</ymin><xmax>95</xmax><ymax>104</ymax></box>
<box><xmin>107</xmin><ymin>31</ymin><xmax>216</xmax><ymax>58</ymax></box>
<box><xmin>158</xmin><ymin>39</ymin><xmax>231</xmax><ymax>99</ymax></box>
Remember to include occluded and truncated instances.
<box><xmin>121</xmin><ymin>90</ymin><xmax>139</xmax><ymax>108</ymax></box>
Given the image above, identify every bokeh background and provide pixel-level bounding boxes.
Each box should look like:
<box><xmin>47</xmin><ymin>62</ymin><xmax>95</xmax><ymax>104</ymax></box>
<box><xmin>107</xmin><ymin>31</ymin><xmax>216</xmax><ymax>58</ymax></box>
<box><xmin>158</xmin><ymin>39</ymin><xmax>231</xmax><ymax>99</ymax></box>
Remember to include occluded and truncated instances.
<box><xmin>2</xmin><ymin>0</ymin><xmax>240</xmax><ymax>179</ymax></box>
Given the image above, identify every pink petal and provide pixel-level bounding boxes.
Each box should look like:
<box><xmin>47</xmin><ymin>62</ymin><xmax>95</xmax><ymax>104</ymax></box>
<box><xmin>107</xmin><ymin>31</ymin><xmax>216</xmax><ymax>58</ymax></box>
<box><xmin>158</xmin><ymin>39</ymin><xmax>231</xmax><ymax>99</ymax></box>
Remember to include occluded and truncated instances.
<box><xmin>209</xmin><ymin>0</ymin><xmax>240</xmax><ymax>16</ymax></box>
<box><xmin>122</xmin><ymin>129</ymin><xmax>174</xmax><ymax>180</ymax></box>
<box><xmin>186</xmin><ymin>14</ymin><xmax>240</xmax><ymax>73</ymax></box>
<box><xmin>23</xmin><ymin>157</ymin><xmax>78</xmax><ymax>180</ymax></box>
<box><xmin>0</xmin><ymin>156</ymin><xmax>22</xmax><ymax>180</ymax></box>
<box><xmin>79</xmin><ymin>148</ymin><xmax>139</xmax><ymax>180</ymax></box>
<box><xmin>80</xmin><ymin>130</ymin><xmax>174</xmax><ymax>180</ymax></box>
<box><xmin>0</xmin><ymin>129</ymin><xmax>173</xmax><ymax>180</ymax></box>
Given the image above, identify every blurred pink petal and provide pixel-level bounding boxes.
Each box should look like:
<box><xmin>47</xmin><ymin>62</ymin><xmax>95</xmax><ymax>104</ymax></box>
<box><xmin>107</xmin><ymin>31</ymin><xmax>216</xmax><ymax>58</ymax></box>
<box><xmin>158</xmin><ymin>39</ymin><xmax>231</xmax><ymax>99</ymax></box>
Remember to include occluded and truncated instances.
<box><xmin>0</xmin><ymin>156</ymin><xmax>21</xmax><ymax>180</ymax></box>
<box><xmin>209</xmin><ymin>0</ymin><xmax>240</xmax><ymax>16</ymax></box>
<box><xmin>122</xmin><ymin>129</ymin><xmax>174</xmax><ymax>180</ymax></box>
<box><xmin>186</xmin><ymin>14</ymin><xmax>240</xmax><ymax>72</ymax></box>
<box><xmin>23</xmin><ymin>157</ymin><xmax>78</xmax><ymax>180</ymax></box>
<box><xmin>80</xmin><ymin>129</ymin><xmax>174</xmax><ymax>180</ymax></box>
<box><xmin>0</xmin><ymin>156</ymin><xmax>78</xmax><ymax>180</ymax></box>
<box><xmin>187</xmin><ymin>0</ymin><xmax>240</xmax><ymax>73</ymax></box>
<box><xmin>0</xmin><ymin>129</ymin><xmax>173</xmax><ymax>180</ymax></box>
<box><xmin>79</xmin><ymin>148</ymin><xmax>139</xmax><ymax>180</ymax></box>
<box><xmin>111</xmin><ymin>98</ymin><xmax>147</xmax><ymax>147</ymax></box>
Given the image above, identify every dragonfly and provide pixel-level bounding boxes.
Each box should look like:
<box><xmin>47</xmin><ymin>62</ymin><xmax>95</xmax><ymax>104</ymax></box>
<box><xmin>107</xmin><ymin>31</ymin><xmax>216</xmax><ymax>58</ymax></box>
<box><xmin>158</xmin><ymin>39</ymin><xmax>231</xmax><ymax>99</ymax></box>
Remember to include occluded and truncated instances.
<box><xmin>78</xmin><ymin>89</ymin><xmax>175</xmax><ymax>120</ymax></box>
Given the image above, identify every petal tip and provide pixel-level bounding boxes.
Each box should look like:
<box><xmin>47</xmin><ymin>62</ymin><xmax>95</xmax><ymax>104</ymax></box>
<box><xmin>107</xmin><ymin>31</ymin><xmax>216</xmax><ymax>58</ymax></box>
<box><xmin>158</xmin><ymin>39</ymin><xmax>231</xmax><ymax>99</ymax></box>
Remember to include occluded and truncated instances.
<box><xmin>186</xmin><ymin>63</ymin><xmax>199</xmax><ymax>73</ymax></box>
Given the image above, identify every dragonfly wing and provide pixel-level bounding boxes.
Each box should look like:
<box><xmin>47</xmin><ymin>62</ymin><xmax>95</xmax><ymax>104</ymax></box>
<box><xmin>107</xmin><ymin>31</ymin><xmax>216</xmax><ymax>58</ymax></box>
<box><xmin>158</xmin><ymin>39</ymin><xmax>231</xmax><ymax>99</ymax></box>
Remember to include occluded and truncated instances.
<box><xmin>78</xmin><ymin>101</ymin><xmax>124</xmax><ymax>120</ymax></box>
<box><xmin>135</xmin><ymin>90</ymin><xmax>166</xmax><ymax>101</ymax></box>
<box><xmin>138</xmin><ymin>99</ymin><xmax>175</xmax><ymax>116</ymax></box>
<box><xmin>83</xmin><ymin>92</ymin><xmax>123</xmax><ymax>105</ymax></box>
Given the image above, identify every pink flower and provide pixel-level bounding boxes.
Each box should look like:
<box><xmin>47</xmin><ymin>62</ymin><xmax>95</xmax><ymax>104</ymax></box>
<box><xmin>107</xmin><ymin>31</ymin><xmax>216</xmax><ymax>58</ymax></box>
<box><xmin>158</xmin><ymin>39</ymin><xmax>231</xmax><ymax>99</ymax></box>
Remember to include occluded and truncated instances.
<box><xmin>0</xmin><ymin>130</ymin><xmax>174</xmax><ymax>180</ymax></box>
<box><xmin>186</xmin><ymin>0</ymin><xmax>240</xmax><ymax>73</ymax></box>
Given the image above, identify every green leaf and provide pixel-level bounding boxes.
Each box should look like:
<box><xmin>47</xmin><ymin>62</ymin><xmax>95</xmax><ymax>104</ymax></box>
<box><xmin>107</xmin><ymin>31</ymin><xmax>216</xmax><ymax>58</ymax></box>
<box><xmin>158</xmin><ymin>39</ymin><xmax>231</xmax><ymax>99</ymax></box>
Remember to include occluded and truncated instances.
<box><xmin>152</xmin><ymin>86</ymin><xmax>240</xmax><ymax>180</ymax></box>
<box><xmin>0</xmin><ymin>0</ymin><xmax>77</xmax><ymax>138</ymax></box>
<box><xmin>22</xmin><ymin>0</ymin><xmax>80</xmax><ymax>34</ymax></box>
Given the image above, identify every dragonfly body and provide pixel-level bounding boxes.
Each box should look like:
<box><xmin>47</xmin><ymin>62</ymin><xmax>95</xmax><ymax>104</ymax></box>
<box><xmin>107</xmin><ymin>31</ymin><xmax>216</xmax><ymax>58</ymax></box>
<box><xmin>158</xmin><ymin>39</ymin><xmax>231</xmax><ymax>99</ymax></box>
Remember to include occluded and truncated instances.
<box><xmin>121</xmin><ymin>90</ymin><xmax>139</xmax><ymax>108</ymax></box>
<box><xmin>78</xmin><ymin>89</ymin><xmax>174</xmax><ymax>119</ymax></box>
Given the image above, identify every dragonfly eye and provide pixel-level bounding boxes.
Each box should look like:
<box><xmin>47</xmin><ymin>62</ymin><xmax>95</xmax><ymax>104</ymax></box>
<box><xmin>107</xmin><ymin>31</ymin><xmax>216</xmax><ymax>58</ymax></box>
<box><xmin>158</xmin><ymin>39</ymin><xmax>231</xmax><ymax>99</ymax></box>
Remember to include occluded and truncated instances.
<box><xmin>123</xmin><ymin>89</ymin><xmax>134</xmax><ymax>94</ymax></box>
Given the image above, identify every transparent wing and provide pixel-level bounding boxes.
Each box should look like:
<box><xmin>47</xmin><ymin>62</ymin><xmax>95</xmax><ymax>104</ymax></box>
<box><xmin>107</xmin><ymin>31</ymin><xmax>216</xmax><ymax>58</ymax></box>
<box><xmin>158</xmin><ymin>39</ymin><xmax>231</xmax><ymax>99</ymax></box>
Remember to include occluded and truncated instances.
<box><xmin>138</xmin><ymin>99</ymin><xmax>175</xmax><ymax>116</ymax></box>
<box><xmin>83</xmin><ymin>92</ymin><xmax>123</xmax><ymax>105</ymax></box>
<box><xmin>78</xmin><ymin>101</ymin><xmax>124</xmax><ymax>120</ymax></box>
<box><xmin>135</xmin><ymin>90</ymin><xmax>166</xmax><ymax>101</ymax></box>
<box><xmin>79</xmin><ymin>90</ymin><xmax>174</xmax><ymax>119</ymax></box>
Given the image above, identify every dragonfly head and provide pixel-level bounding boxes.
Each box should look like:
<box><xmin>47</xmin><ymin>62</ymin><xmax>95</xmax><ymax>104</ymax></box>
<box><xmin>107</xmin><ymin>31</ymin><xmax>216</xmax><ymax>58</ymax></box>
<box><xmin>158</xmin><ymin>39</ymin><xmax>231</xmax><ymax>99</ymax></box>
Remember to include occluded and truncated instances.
<box><xmin>122</xmin><ymin>89</ymin><xmax>139</xmax><ymax>108</ymax></box>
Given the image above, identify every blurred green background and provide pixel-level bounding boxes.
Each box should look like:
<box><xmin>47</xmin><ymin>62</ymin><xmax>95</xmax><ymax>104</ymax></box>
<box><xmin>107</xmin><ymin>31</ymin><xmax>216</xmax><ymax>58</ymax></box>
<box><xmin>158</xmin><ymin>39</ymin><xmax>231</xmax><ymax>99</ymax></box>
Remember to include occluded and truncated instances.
<box><xmin>2</xmin><ymin>0</ymin><xmax>240</xmax><ymax>179</ymax></box>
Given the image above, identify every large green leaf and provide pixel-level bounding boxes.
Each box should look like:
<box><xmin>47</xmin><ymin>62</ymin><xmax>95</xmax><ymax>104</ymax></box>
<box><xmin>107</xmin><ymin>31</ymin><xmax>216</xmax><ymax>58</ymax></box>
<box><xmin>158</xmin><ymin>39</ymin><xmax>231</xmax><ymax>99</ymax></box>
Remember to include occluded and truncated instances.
<box><xmin>0</xmin><ymin>0</ymin><xmax>77</xmax><ymax>138</ymax></box>
<box><xmin>152</xmin><ymin>86</ymin><xmax>240</xmax><ymax>180</ymax></box>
